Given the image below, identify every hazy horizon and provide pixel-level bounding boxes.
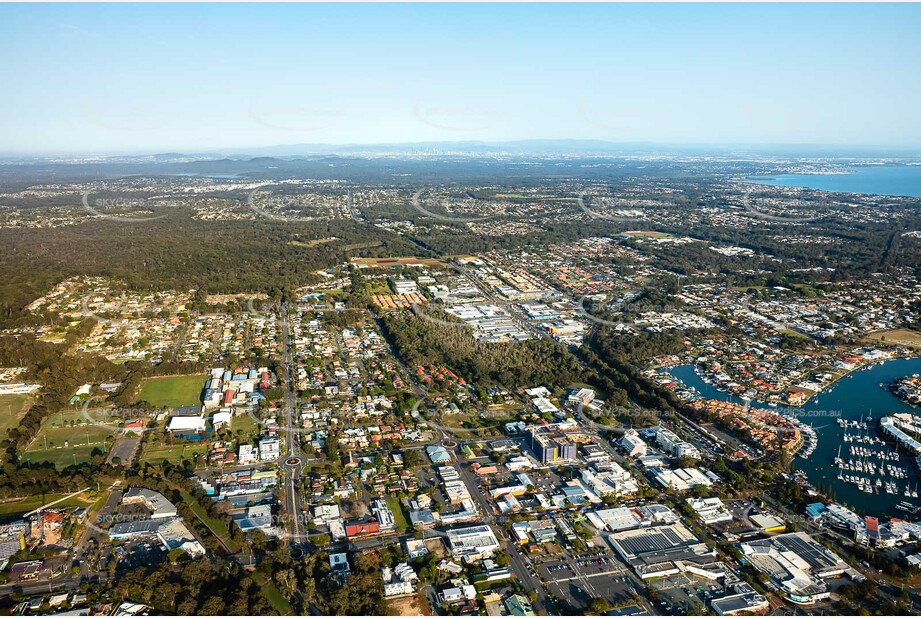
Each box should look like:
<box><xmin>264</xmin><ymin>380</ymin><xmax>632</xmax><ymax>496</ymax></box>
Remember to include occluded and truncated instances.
<box><xmin>5</xmin><ymin>138</ymin><xmax>921</xmax><ymax>160</ymax></box>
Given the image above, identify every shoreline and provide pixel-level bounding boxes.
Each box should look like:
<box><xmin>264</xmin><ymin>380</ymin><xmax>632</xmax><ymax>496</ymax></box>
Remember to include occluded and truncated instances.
<box><xmin>889</xmin><ymin>375</ymin><xmax>921</xmax><ymax>409</ymax></box>
<box><xmin>677</xmin><ymin>351</ymin><xmax>920</xmax><ymax>411</ymax></box>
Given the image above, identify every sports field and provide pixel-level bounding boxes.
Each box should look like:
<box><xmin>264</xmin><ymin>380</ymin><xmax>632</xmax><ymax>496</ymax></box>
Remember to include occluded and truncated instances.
<box><xmin>0</xmin><ymin>394</ymin><xmax>31</xmax><ymax>436</ymax></box>
<box><xmin>20</xmin><ymin>407</ymin><xmax>117</xmax><ymax>468</ymax></box>
<box><xmin>137</xmin><ymin>374</ymin><xmax>206</xmax><ymax>408</ymax></box>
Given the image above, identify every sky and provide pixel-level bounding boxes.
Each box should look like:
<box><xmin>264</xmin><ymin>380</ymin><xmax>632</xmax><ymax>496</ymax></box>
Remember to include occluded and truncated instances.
<box><xmin>1</xmin><ymin>3</ymin><xmax>920</xmax><ymax>155</ymax></box>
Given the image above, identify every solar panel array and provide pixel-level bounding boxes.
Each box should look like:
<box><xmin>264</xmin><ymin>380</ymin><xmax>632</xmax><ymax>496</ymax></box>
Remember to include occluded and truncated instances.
<box><xmin>613</xmin><ymin>524</ymin><xmax>695</xmax><ymax>559</ymax></box>
<box><xmin>774</xmin><ymin>534</ymin><xmax>836</xmax><ymax>569</ymax></box>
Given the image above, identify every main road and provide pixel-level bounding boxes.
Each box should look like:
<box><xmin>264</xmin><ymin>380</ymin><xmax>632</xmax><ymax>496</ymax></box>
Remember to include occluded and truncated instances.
<box><xmin>279</xmin><ymin>302</ymin><xmax>305</xmax><ymax>545</ymax></box>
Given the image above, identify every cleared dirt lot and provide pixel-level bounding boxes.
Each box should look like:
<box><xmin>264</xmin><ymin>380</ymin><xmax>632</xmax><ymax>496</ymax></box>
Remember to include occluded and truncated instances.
<box><xmin>389</xmin><ymin>594</ymin><xmax>427</xmax><ymax>616</ymax></box>
<box><xmin>865</xmin><ymin>328</ymin><xmax>921</xmax><ymax>349</ymax></box>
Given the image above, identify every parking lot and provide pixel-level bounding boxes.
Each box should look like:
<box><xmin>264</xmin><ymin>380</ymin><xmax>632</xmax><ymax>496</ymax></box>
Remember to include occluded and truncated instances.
<box><xmin>649</xmin><ymin>572</ymin><xmax>724</xmax><ymax>615</ymax></box>
<box><xmin>544</xmin><ymin>566</ymin><xmax>640</xmax><ymax>611</ymax></box>
<box><xmin>113</xmin><ymin>538</ymin><xmax>166</xmax><ymax>572</ymax></box>
<box><xmin>540</xmin><ymin>553</ymin><xmax>624</xmax><ymax>580</ymax></box>
<box><xmin>106</xmin><ymin>437</ymin><xmax>140</xmax><ymax>465</ymax></box>
<box><xmin>725</xmin><ymin>498</ymin><xmax>758</xmax><ymax>518</ymax></box>
<box><xmin>530</xmin><ymin>543</ymin><xmax>638</xmax><ymax>611</ymax></box>
<box><xmin>528</xmin><ymin>469</ymin><xmax>565</xmax><ymax>494</ymax></box>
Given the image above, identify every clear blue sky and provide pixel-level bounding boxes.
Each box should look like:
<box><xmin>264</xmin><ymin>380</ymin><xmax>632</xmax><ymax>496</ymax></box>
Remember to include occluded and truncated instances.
<box><xmin>2</xmin><ymin>3</ymin><xmax>920</xmax><ymax>154</ymax></box>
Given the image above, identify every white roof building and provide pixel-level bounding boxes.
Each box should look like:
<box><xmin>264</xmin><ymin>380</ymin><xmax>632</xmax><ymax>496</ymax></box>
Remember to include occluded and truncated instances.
<box><xmin>211</xmin><ymin>410</ymin><xmax>232</xmax><ymax>430</ymax></box>
<box><xmin>739</xmin><ymin>533</ymin><xmax>846</xmax><ymax>604</ymax></box>
<box><xmin>259</xmin><ymin>436</ymin><xmax>280</xmax><ymax>461</ymax></box>
<box><xmin>445</xmin><ymin>525</ymin><xmax>500</xmax><ymax>559</ymax></box>
<box><xmin>329</xmin><ymin>518</ymin><xmax>346</xmax><ymax>541</ymax></box>
<box><xmin>313</xmin><ymin>504</ymin><xmax>341</xmax><ymax>524</ymax></box>
<box><xmin>687</xmin><ymin>497</ymin><xmax>734</xmax><ymax>525</ymax></box>
<box><xmin>122</xmin><ymin>488</ymin><xmax>178</xmax><ymax>519</ymax></box>
<box><xmin>404</xmin><ymin>538</ymin><xmax>429</xmax><ymax>560</ymax></box>
<box><xmin>382</xmin><ymin>562</ymin><xmax>418</xmax><ymax>598</ymax></box>
<box><xmin>505</xmin><ymin>455</ymin><xmax>534</xmax><ymax>471</ymax></box>
<box><xmin>655</xmin><ymin>427</ymin><xmax>701</xmax><ymax>460</ymax></box>
<box><xmin>239</xmin><ymin>444</ymin><xmax>258</xmax><ymax>464</ymax></box>
<box><xmin>233</xmin><ymin>504</ymin><xmax>280</xmax><ymax>536</ymax></box>
<box><xmin>618</xmin><ymin>429</ymin><xmax>648</xmax><ymax>457</ymax></box>
<box><xmin>532</xmin><ymin>397</ymin><xmax>559</xmax><ymax>414</ymax></box>
<box><xmin>650</xmin><ymin>467</ymin><xmax>713</xmax><ymax>491</ymax></box>
<box><xmin>167</xmin><ymin>415</ymin><xmax>206</xmax><ymax>433</ymax></box>
<box><xmin>157</xmin><ymin>518</ymin><xmax>206</xmax><ymax>557</ymax></box>
<box><xmin>371</xmin><ymin>499</ymin><xmax>396</xmax><ymax>531</ymax></box>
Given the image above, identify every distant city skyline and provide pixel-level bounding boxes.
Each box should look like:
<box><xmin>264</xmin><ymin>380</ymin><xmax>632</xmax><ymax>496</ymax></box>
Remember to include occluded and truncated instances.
<box><xmin>2</xmin><ymin>3</ymin><xmax>920</xmax><ymax>155</ymax></box>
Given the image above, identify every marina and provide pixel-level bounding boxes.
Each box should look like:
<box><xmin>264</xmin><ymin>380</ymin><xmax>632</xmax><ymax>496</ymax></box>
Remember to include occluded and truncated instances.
<box><xmin>668</xmin><ymin>356</ymin><xmax>921</xmax><ymax>518</ymax></box>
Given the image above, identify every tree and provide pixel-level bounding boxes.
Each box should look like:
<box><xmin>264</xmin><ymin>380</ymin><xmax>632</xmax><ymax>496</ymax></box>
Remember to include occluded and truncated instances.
<box><xmin>167</xmin><ymin>548</ymin><xmax>185</xmax><ymax>563</ymax></box>
<box><xmin>199</xmin><ymin>596</ymin><xmax>225</xmax><ymax>615</ymax></box>
<box><xmin>587</xmin><ymin>597</ymin><xmax>611</xmax><ymax>615</ymax></box>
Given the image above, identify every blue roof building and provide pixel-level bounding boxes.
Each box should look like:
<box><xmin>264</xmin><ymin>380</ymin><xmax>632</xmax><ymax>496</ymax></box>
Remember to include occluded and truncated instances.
<box><xmin>806</xmin><ymin>502</ymin><xmax>827</xmax><ymax>520</ymax></box>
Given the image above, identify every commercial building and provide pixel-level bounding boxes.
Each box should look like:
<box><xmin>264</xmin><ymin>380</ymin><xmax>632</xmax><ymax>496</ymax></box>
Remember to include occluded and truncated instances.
<box><xmin>109</xmin><ymin>516</ymin><xmax>205</xmax><ymax>557</ymax></box>
<box><xmin>687</xmin><ymin>497</ymin><xmax>734</xmax><ymax>525</ymax></box>
<box><xmin>330</xmin><ymin>552</ymin><xmax>350</xmax><ymax>576</ymax></box>
<box><xmin>527</xmin><ymin>423</ymin><xmax>588</xmax><ymax>464</ymax></box>
<box><xmin>804</xmin><ymin>503</ymin><xmax>827</xmax><ymax>522</ymax></box>
<box><xmin>156</xmin><ymin>518</ymin><xmax>206</xmax><ymax>557</ymax></box>
<box><xmin>238</xmin><ymin>444</ymin><xmax>258</xmax><ymax>465</ymax></box>
<box><xmin>587</xmin><ymin>503</ymin><xmax>679</xmax><ymax>533</ymax></box>
<box><xmin>607</xmin><ymin>521</ymin><xmax>718</xmax><ymax>580</ymax></box>
<box><xmin>566</xmin><ymin>387</ymin><xmax>596</xmax><ymax>407</ymax></box>
<box><xmin>619</xmin><ymin>429</ymin><xmax>648</xmax><ymax>458</ymax></box>
<box><xmin>109</xmin><ymin>519</ymin><xmax>161</xmax><ymax>539</ymax></box>
<box><xmin>312</xmin><ymin>504</ymin><xmax>341</xmax><ymax>525</ymax></box>
<box><xmin>511</xmin><ymin>520</ymin><xmax>558</xmax><ymax>545</ymax></box>
<box><xmin>404</xmin><ymin>538</ymin><xmax>429</xmax><ymax>560</ymax></box>
<box><xmin>654</xmin><ymin>427</ymin><xmax>701</xmax><ymax>460</ymax></box>
<box><xmin>531</xmin><ymin>396</ymin><xmax>559</xmax><ymax>415</ymax></box>
<box><xmin>823</xmin><ymin>503</ymin><xmax>863</xmax><ymax>531</ymax></box>
<box><xmin>880</xmin><ymin>415</ymin><xmax>921</xmax><ymax>453</ymax></box>
<box><xmin>650</xmin><ymin>467</ymin><xmax>715</xmax><ymax>491</ymax></box>
<box><xmin>445</xmin><ymin>525</ymin><xmax>500</xmax><ymax>559</ymax></box>
<box><xmin>738</xmin><ymin>532</ymin><xmax>848</xmax><ymax>604</ymax></box>
<box><xmin>166</xmin><ymin>413</ymin><xmax>206</xmax><ymax>434</ymax></box>
<box><xmin>0</xmin><ymin>523</ymin><xmax>27</xmax><ymax>560</ymax></box>
<box><xmin>580</xmin><ymin>465</ymin><xmax>638</xmax><ymax>498</ymax></box>
<box><xmin>232</xmin><ymin>504</ymin><xmax>280</xmax><ymax>536</ymax></box>
<box><xmin>393</xmin><ymin>279</ymin><xmax>418</xmax><ymax>295</ymax></box>
<box><xmin>711</xmin><ymin>583</ymin><xmax>770</xmax><ymax>616</ymax></box>
<box><xmin>345</xmin><ymin>520</ymin><xmax>382</xmax><ymax>538</ymax></box>
<box><xmin>426</xmin><ymin>445</ymin><xmax>453</xmax><ymax>464</ymax></box>
<box><xmin>258</xmin><ymin>436</ymin><xmax>280</xmax><ymax>461</ymax></box>
<box><xmin>750</xmin><ymin>513</ymin><xmax>787</xmax><ymax>534</ymax></box>
<box><xmin>505</xmin><ymin>455</ymin><xmax>534</xmax><ymax>471</ymax></box>
<box><xmin>371</xmin><ymin>499</ymin><xmax>396</xmax><ymax>532</ymax></box>
<box><xmin>122</xmin><ymin>488</ymin><xmax>178</xmax><ymax>519</ymax></box>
